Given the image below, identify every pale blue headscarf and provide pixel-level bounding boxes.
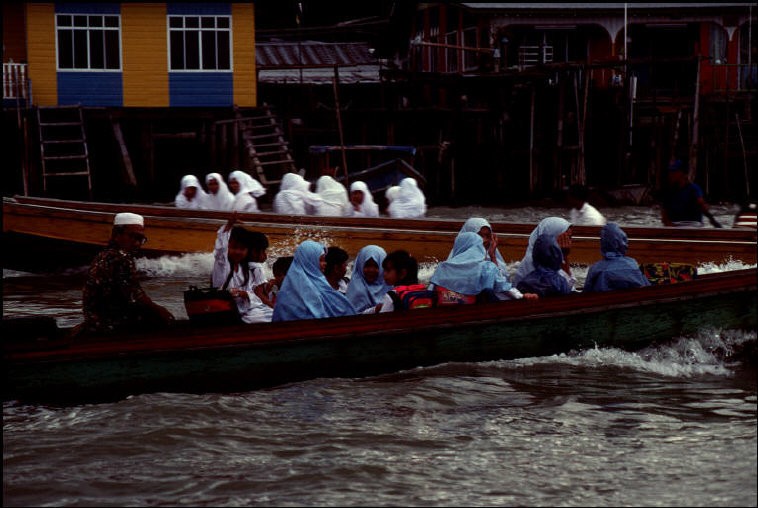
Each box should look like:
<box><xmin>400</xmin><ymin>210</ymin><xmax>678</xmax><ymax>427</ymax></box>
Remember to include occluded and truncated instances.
<box><xmin>513</xmin><ymin>217</ymin><xmax>571</xmax><ymax>285</ymax></box>
<box><xmin>456</xmin><ymin>217</ymin><xmax>508</xmax><ymax>267</ymax></box>
<box><xmin>431</xmin><ymin>232</ymin><xmax>512</xmax><ymax>295</ymax></box>
<box><xmin>345</xmin><ymin>245</ymin><xmax>390</xmax><ymax>313</ymax></box>
<box><xmin>272</xmin><ymin>240</ymin><xmax>356</xmax><ymax>321</ymax></box>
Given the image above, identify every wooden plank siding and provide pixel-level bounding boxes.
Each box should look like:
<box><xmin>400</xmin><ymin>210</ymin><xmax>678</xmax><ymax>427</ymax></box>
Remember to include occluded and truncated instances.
<box><xmin>25</xmin><ymin>3</ymin><xmax>57</xmax><ymax>106</ymax></box>
<box><xmin>232</xmin><ymin>3</ymin><xmax>256</xmax><ymax>107</ymax></box>
<box><xmin>122</xmin><ymin>3</ymin><xmax>168</xmax><ymax>107</ymax></box>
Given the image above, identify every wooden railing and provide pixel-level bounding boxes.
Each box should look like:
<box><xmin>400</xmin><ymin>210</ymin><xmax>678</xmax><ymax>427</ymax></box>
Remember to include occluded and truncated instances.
<box><xmin>3</xmin><ymin>62</ymin><xmax>29</xmax><ymax>103</ymax></box>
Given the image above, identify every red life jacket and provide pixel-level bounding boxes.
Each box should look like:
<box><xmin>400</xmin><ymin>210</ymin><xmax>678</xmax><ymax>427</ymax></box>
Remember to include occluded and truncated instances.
<box><xmin>389</xmin><ymin>284</ymin><xmax>437</xmax><ymax>310</ymax></box>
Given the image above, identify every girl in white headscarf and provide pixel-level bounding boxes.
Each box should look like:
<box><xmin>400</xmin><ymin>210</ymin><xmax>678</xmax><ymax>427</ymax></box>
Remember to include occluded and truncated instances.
<box><xmin>228</xmin><ymin>170</ymin><xmax>266</xmax><ymax>213</ymax></box>
<box><xmin>349</xmin><ymin>181</ymin><xmax>379</xmax><ymax>217</ymax></box>
<box><xmin>204</xmin><ymin>172</ymin><xmax>235</xmax><ymax>211</ymax></box>
<box><xmin>175</xmin><ymin>174</ymin><xmax>208</xmax><ymax>210</ymax></box>
<box><xmin>314</xmin><ymin>175</ymin><xmax>351</xmax><ymax>216</ymax></box>
<box><xmin>387</xmin><ymin>177</ymin><xmax>426</xmax><ymax>218</ymax></box>
<box><xmin>272</xmin><ymin>173</ymin><xmax>323</xmax><ymax>215</ymax></box>
<box><xmin>512</xmin><ymin>216</ymin><xmax>576</xmax><ymax>290</ymax></box>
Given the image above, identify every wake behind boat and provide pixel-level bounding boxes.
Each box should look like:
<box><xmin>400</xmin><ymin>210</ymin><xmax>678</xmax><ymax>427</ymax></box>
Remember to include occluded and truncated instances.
<box><xmin>3</xmin><ymin>268</ymin><xmax>756</xmax><ymax>404</ymax></box>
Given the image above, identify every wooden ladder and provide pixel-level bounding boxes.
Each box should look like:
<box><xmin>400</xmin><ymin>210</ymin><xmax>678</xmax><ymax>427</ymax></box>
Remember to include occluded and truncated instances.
<box><xmin>36</xmin><ymin>105</ymin><xmax>92</xmax><ymax>197</ymax></box>
<box><xmin>237</xmin><ymin>103</ymin><xmax>297</xmax><ymax>186</ymax></box>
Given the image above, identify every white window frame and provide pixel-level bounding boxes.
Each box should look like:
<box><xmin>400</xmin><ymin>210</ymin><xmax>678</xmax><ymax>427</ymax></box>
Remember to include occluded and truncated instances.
<box><xmin>55</xmin><ymin>14</ymin><xmax>122</xmax><ymax>71</ymax></box>
<box><xmin>167</xmin><ymin>15</ymin><xmax>233</xmax><ymax>72</ymax></box>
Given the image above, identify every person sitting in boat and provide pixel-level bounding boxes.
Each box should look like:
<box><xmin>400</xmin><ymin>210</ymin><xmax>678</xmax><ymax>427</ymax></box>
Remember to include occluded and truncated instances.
<box><xmin>660</xmin><ymin>159</ymin><xmax>722</xmax><ymax>228</ymax></box>
<box><xmin>566</xmin><ymin>183</ymin><xmax>606</xmax><ymax>226</ymax></box>
<box><xmin>583</xmin><ymin>223</ymin><xmax>650</xmax><ymax>292</ymax></box>
<box><xmin>273</xmin><ymin>172</ymin><xmax>323</xmax><ymax>215</ymax></box>
<box><xmin>228</xmin><ymin>170</ymin><xmax>266</xmax><ymax>213</ymax></box>
<box><xmin>204</xmin><ymin>172</ymin><xmax>235</xmax><ymax>212</ymax></box>
<box><xmin>272</xmin><ymin>240</ymin><xmax>356</xmax><ymax>321</ymax></box>
<box><xmin>513</xmin><ymin>217</ymin><xmax>576</xmax><ymax>291</ymax></box>
<box><xmin>81</xmin><ymin>212</ymin><xmax>175</xmax><ymax>335</ymax></box>
<box><xmin>325</xmin><ymin>246</ymin><xmax>350</xmax><ymax>293</ymax></box>
<box><xmin>429</xmin><ymin>232</ymin><xmax>529</xmax><ymax>305</ymax></box>
<box><xmin>455</xmin><ymin>217</ymin><xmax>509</xmax><ymax>278</ymax></box>
<box><xmin>383</xmin><ymin>185</ymin><xmax>401</xmax><ymax>215</ymax></box>
<box><xmin>212</xmin><ymin>213</ymin><xmax>272</xmax><ymax>323</ymax></box>
<box><xmin>349</xmin><ymin>181</ymin><xmax>380</xmax><ymax>217</ymax></box>
<box><xmin>370</xmin><ymin>249</ymin><xmax>424</xmax><ymax>313</ymax></box>
<box><xmin>175</xmin><ymin>174</ymin><xmax>208</xmax><ymax>210</ymax></box>
<box><xmin>515</xmin><ymin>233</ymin><xmax>573</xmax><ymax>298</ymax></box>
<box><xmin>386</xmin><ymin>177</ymin><xmax>427</xmax><ymax>218</ymax></box>
<box><xmin>314</xmin><ymin>175</ymin><xmax>352</xmax><ymax>217</ymax></box>
<box><xmin>254</xmin><ymin>255</ymin><xmax>293</xmax><ymax>309</ymax></box>
<box><xmin>346</xmin><ymin>245</ymin><xmax>391</xmax><ymax>313</ymax></box>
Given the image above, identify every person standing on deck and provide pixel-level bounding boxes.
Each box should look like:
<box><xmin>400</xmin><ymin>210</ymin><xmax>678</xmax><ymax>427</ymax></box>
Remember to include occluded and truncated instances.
<box><xmin>175</xmin><ymin>174</ymin><xmax>208</xmax><ymax>210</ymax></box>
<box><xmin>80</xmin><ymin>213</ymin><xmax>174</xmax><ymax>335</ymax></box>
<box><xmin>660</xmin><ymin>159</ymin><xmax>722</xmax><ymax>228</ymax></box>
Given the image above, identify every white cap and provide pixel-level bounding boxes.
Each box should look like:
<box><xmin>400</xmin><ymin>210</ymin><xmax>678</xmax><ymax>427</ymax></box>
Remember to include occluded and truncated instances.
<box><xmin>113</xmin><ymin>212</ymin><xmax>144</xmax><ymax>226</ymax></box>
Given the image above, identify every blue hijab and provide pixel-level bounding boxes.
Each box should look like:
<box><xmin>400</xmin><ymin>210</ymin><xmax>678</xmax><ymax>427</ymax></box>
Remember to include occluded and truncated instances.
<box><xmin>272</xmin><ymin>240</ymin><xmax>356</xmax><ymax>321</ymax></box>
<box><xmin>584</xmin><ymin>223</ymin><xmax>650</xmax><ymax>292</ymax></box>
<box><xmin>456</xmin><ymin>217</ymin><xmax>508</xmax><ymax>267</ymax></box>
<box><xmin>431</xmin><ymin>232</ymin><xmax>512</xmax><ymax>295</ymax></box>
<box><xmin>345</xmin><ymin>245</ymin><xmax>390</xmax><ymax>313</ymax></box>
<box><xmin>513</xmin><ymin>217</ymin><xmax>571</xmax><ymax>286</ymax></box>
<box><xmin>516</xmin><ymin>233</ymin><xmax>572</xmax><ymax>297</ymax></box>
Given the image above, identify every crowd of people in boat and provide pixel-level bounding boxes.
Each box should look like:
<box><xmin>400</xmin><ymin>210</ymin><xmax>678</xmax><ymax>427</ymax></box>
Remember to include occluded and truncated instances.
<box><xmin>174</xmin><ymin>170</ymin><xmax>427</xmax><ymax>219</ymax></box>
<box><xmin>77</xmin><ymin>209</ymin><xmax>654</xmax><ymax>335</ymax></box>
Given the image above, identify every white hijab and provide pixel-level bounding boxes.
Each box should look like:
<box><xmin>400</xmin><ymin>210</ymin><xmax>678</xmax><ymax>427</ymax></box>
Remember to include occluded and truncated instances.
<box><xmin>314</xmin><ymin>175</ymin><xmax>351</xmax><ymax>216</ymax></box>
<box><xmin>273</xmin><ymin>173</ymin><xmax>323</xmax><ymax>215</ymax></box>
<box><xmin>349</xmin><ymin>181</ymin><xmax>379</xmax><ymax>217</ymax></box>
<box><xmin>387</xmin><ymin>177</ymin><xmax>426</xmax><ymax>218</ymax></box>
<box><xmin>204</xmin><ymin>172</ymin><xmax>234</xmax><ymax>211</ymax></box>
<box><xmin>175</xmin><ymin>174</ymin><xmax>208</xmax><ymax>210</ymax></box>
<box><xmin>229</xmin><ymin>170</ymin><xmax>266</xmax><ymax>213</ymax></box>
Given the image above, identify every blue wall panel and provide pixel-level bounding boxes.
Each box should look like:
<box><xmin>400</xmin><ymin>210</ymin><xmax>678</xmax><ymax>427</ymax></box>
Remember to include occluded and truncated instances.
<box><xmin>167</xmin><ymin>3</ymin><xmax>231</xmax><ymax>15</ymax></box>
<box><xmin>169</xmin><ymin>73</ymin><xmax>233</xmax><ymax>107</ymax></box>
<box><xmin>57</xmin><ymin>72</ymin><xmax>123</xmax><ymax>106</ymax></box>
<box><xmin>55</xmin><ymin>3</ymin><xmax>120</xmax><ymax>14</ymax></box>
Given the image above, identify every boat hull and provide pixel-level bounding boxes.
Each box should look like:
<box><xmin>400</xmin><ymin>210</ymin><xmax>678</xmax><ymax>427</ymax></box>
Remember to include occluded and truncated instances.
<box><xmin>4</xmin><ymin>269</ymin><xmax>756</xmax><ymax>404</ymax></box>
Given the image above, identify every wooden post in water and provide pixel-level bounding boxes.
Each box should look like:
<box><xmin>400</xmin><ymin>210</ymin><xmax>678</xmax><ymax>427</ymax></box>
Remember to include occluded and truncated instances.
<box><xmin>332</xmin><ymin>65</ymin><xmax>349</xmax><ymax>185</ymax></box>
<box><xmin>688</xmin><ymin>56</ymin><xmax>701</xmax><ymax>182</ymax></box>
<box><xmin>529</xmin><ymin>86</ymin><xmax>536</xmax><ymax>194</ymax></box>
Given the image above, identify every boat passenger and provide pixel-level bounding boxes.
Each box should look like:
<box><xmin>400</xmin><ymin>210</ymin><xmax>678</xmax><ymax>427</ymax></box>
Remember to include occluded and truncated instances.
<box><xmin>660</xmin><ymin>159</ymin><xmax>722</xmax><ymax>228</ymax></box>
<box><xmin>515</xmin><ymin>233</ymin><xmax>573</xmax><ymax>298</ymax></box>
<box><xmin>456</xmin><ymin>217</ymin><xmax>508</xmax><ymax>278</ymax></box>
<box><xmin>383</xmin><ymin>185</ymin><xmax>401</xmax><ymax>215</ymax></box>
<box><xmin>211</xmin><ymin>213</ymin><xmax>272</xmax><ymax>323</ymax></box>
<box><xmin>325</xmin><ymin>246</ymin><xmax>350</xmax><ymax>293</ymax></box>
<box><xmin>349</xmin><ymin>181</ymin><xmax>380</xmax><ymax>217</ymax></box>
<box><xmin>273</xmin><ymin>172</ymin><xmax>323</xmax><ymax>215</ymax></box>
<box><xmin>175</xmin><ymin>174</ymin><xmax>208</xmax><ymax>210</ymax></box>
<box><xmin>272</xmin><ymin>240</ymin><xmax>356</xmax><ymax>321</ymax></box>
<box><xmin>204</xmin><ymin>172</ymin><xmax>235</xmax><ymax>211</ymax></box>
<box><xmin>513</xmin><ymin>217</ymin><xmax>576</xmax><ymax>290</ymax></box>
<box><xmin>346</xmin><ymin>245</ymin><xmax>391</xmax><ymax>313</ymax></box>
<box><xmin>583</xmin><ymin>223</ymin><xmax>650</xmax><ymax>292</ymax></box>
<box><xmin>429</xmin><ymin>232</ymin><xmax>528</xmax><ymax>304</ymax></box>
<box><xmin>80</xmin><ymin>212</ymin><xmax>175</xmax><ymax>335</ymax></box>
<box><xmin>566</xmin><ymin>183</ymin><xmax>606</xmax><ymax>226</ymax></box>
<box><xmin>386</xmin><ymin>177</ymin><xmax>427</xmax><ymax>218</ymax></box>
<box><xmin>314</xmin><ymin>175</ymin><xmax>351</xmax><ymax>216</ymax></box>
<box><xmin>229</xmin><ymin>170</ymin><xmax>266</xmax><ymax>213</ymax></box>
<box><xmin>254</xmin><ymin>255</ymin><xmax>293</xmax><ymax>308</ymax></box>
<box><xmin>372</xmin><ymin>249</ymin><xmax>422</xmax><ymax>313</ymax></box>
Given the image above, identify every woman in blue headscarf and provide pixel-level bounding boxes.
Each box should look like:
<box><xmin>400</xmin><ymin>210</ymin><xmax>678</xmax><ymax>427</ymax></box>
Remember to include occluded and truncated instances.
<box><xmin>431</xmin><ymin>232</ymin><xmax>527</xmax><ymax>302</ymax></box>
<box><xmin>515</xmin><ymin>233</ymin><xmax>572</xmax><ymax>297</ymax></box>
<box><xmin>456</xmin><ymin>217</ymin><xmax>508</xmax><ymax>277</ymax></box>
<box><xmin>345</xmin><ymin>245</ymin><xmax>391</xmax><ymax>313</ymax></box>
<box><xmin>513</xmin><ymin>216</ymin><xmax>575</xmax><ymax>290</ymax></box>
<box><xmin>583</xmin><ymin>223</ymin><xmax>650</xmax><ymax>292</ymax></box>
<box><xmin>272</xmin><ymin>240</ymin><xmax>356</xmax><ymax>321</ymax></box>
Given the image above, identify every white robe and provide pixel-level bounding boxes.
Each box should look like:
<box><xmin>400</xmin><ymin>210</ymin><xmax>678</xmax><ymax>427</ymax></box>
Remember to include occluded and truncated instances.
<box><xmin>204</xmin><ymin>172</ymin><xmax>235</xmax><ymax>211</ymax></box>
<box><xmin>175</xmin><ymin>174</ymin><xmax>208</xmax><ymax>210</ymax></box>
<box><xmin>570</xmin><ymin>202</ymin><xmax>607</xmax><ymax>226</ymax></box>
<box><xmin>273</xmin><ymin>173</ymin><xmax>322</xmax><ymax>215</ymax></box>
<box><xmin>387</xmin><ymin>177</ymin><xmax>426</xmax><ymax>218</ymax></box>
<box><xmin>349</xmin><ymin>181</ymin><xmax>379</xmax><ymax>217</ymax></box>
<box><xmin>229</xmin><ymin>170</ymin><xmax>266</xmax><ymax>213</ymax></box>
<box><xmin>314</xmin><ymin>175</ymin><xmax>351</xmax><ymax>217</ymax></box>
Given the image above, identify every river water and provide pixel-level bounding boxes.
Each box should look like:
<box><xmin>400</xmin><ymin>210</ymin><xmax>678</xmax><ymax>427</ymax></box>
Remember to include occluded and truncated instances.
<box><xmin>3</xmin><ymin>204</ymin><xmax>756</xmax><ymax>507</ymax></box>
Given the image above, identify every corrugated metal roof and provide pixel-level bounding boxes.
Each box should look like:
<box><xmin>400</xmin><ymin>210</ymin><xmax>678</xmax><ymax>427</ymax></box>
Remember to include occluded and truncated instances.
<box><xmin>256</xmin><ymin>41</ymin><xmax>381</xmax><ymax>84</ymax></box>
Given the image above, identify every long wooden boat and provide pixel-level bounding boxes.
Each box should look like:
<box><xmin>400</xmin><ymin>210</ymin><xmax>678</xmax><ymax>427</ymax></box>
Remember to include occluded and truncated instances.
<box><xmin>3</xmin><ymin>195</ymin><xmax>756</xmax><ymax>266</ymax></box>
<box><xmin>4</xmin><ymin>268</ymin><xmax>756</xmax><ymax>404</ymax></box>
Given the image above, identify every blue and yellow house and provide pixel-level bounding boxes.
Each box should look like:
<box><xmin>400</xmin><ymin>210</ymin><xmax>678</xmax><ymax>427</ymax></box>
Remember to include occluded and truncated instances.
<box><xmin>16</xmin><ymin>1</ymin><xmax>256</xmax><ymax>107</ymax></box>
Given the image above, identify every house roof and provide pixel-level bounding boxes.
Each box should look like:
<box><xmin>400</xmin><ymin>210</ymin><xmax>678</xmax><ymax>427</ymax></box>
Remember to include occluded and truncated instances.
<box><xmin>256</xmin><ymin>41</ymin><xmax>382</xmax><ymax>84</ymax></box>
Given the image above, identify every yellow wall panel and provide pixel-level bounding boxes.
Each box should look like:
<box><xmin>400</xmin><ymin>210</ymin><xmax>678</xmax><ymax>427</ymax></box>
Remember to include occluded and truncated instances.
<box><xmin>232</xmin><ymin>3</ymin><xmax>256</xmax><ymax>107</ymax></box>
<box><xmin>121</xmin><ymin>3</ymin><xmax>168</xmax><ymax>107</ymax></box>
<box><xmin>25</xmin><ymin>3</ymin><xmax>57</xmax><ymax>106</ymax></box>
